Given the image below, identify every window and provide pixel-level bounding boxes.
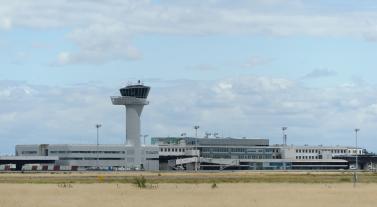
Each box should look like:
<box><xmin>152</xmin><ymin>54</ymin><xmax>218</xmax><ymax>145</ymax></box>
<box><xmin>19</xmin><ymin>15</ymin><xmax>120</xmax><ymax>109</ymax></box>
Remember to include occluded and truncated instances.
<box><xmin>22</xmin><ymin>151</ymin><xmax>37</xmax><ymax>155</ymax></box>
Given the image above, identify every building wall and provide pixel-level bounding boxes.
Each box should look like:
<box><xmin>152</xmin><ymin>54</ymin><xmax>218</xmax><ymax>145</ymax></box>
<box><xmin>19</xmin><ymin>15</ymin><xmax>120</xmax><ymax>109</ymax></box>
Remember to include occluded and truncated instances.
<box><xmin>281</xmin><ymin>146</ymin><xmax>364</xmax><ymax>160</ymax></box>
<box><xmin>15</xmin><ymin>144</ymin><xmax>159</xmax><ymax>171</ymax></box>
<box><xmin>152</xmin><ymin>137</ymin><xmax>269</xmax><ymax>146</ymax></box>
<box><xmin>16</xmin><ymin>145</ymin><xmax>40</xmax><ymax>156</ymax></box>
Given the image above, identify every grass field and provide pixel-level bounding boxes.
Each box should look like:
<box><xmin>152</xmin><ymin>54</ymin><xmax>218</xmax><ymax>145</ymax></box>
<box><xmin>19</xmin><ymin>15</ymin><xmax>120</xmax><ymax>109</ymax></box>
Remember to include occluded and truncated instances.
<box><xmin>0</xmin><ymin>183</ymin><xmax>376</xmax><ymax>207</ymax></box>
<box><xmin>0</xmin><ymin>172</ymin><xmax>376</xmax><ymax>207</ymax></box>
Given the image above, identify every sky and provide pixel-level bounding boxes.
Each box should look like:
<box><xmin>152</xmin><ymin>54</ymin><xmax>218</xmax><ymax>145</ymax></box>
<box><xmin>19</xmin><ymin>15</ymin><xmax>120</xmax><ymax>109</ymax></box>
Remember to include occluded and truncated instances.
<box><xmin>1</xmin><ymin>0</ymin><xmax>377</xmax><ymax>154</ymax></box>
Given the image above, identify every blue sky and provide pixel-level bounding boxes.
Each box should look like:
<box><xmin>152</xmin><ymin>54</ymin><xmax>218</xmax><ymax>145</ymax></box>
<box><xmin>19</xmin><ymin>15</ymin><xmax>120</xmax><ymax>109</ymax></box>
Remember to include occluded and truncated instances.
<box><xmin>0</xmin><ymin>0</ymin><xmax>377</xmax><ymax>154</ymax></box>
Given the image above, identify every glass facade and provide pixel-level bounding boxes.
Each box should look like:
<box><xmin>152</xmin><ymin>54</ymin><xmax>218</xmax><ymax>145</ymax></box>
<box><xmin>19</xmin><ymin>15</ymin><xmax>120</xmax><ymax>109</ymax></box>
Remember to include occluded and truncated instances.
<box><xmin>120</xmin><ymin>85</ymin><xmax>150</xmax><ymax>98</ymax></box>
<box><xmin>200</xmin><ymin>146</ymin><xmax>276</xmax><ymax>159</ymax></box>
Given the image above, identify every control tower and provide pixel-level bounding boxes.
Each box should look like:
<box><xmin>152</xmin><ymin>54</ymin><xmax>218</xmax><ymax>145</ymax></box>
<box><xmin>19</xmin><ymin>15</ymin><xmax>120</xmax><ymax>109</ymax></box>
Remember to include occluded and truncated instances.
<box><xmin>111</xmin><ymin>81</ymin><xmax>150</xmax><ymax>147</ymax></box>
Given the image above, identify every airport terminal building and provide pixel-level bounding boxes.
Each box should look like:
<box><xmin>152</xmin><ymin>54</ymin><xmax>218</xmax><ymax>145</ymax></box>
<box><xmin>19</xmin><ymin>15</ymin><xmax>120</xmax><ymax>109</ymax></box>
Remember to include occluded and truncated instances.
<box><xmin>151</xmin><ymin>137</ymin><xmax>362</xmax><ymax>171</ymax></box>
<box><xmin>13</xmin><ymin>137</ymin><xmax>366</xmax><ymax>171</ymax></box>
<box><xmin>7</xmin><ymin>82</ymin><xmax>376</xmax><ymax>171</ymax></box>
<box><xmin>15</xmin><ymin>144</ymin><xmax>159</xmax><ymax>171</ymax></box>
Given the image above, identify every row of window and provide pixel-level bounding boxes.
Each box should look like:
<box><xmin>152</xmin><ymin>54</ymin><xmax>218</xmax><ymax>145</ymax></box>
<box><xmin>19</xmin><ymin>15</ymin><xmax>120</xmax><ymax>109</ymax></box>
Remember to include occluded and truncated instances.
<box><xmin>120</xmin><ymin>87</ymin><xmax>149</xmax><ymax>98</ymax></box>
<box><xmin>160</xmin><ymin>148</ymin><xmax>187</xmax><ymax>153</ymax></box>
<box><xmin>205</xmin><ymin>154</ymin><xmax>231</xmax><ymax>159</ymax></box>
<box><xmin>296</xmin><ymin>156</ymin><xmax>320</xmax><ymax>160</ymax></box>
<box><xmin>21</xmin><ymin>151</ymin><xmax>37</xmax><ymax>155</ymax></box>
<box><xmin>272</xmin><ymin>149</ymin><xmax>280</xmax><ymax>153</ymax></box>
<box><xmin>50</xmin><ymin>151</ymin><xmax>125</xmax><ymax>154</ymax></box>
<box><xmin>231</xmin><ymin>148</ymin><xmax>246</xmax><ymax>152</ymax></box>
<box><xmin>295</xmin><ymin>149</ymin><xmax>347</xmax><ymax>154</ymax></box>
<box><xmin>145</xmin><ymin>151</ymin><xmax>159</xmax><ymax>155</ymax></box>
<box><xmin>202</xmin><ymin>148</ymin><xmax>272</xmax><ymax>153</ymax></box>
<box><xmin>239</xmin><ymin>155</ymin><xmax>272</xmax><ymax>159</ymax></box>
<box><xmin>60</xmin><ymin>158</ymin><xmax>124</xmax><ymax>160</ymax></box>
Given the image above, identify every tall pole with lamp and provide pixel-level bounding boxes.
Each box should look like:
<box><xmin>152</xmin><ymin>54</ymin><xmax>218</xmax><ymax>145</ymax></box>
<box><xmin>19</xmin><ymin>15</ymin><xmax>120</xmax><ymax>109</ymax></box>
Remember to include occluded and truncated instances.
<box><xmin>282</xmin><ymin>127</ymin><xmax>288</xmax><ymax>170</ymax></box>
<box><xmin>194</xmin><ymin>125</ymin><xmax>200</xmax><ymax>171</ymax></box>
<box><xmin>353</xmin><ymin>128</ymin><xmax>360</xmax><ymax>187</ymax></box>
<box><xmin>96</xmin><ymin>124</ymin><xmax>102</xmax><ymax>170</ymax></box>
<box><xmin>143</xmin><ymin>134</ymin><xmax>149</xmax><ymax>146</ymax></box>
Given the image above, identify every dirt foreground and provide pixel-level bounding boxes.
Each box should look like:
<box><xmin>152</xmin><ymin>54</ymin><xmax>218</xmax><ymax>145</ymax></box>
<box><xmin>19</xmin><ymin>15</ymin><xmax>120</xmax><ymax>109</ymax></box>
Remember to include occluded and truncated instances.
<box><xmin>0</xmin><ymin>183</ymin><xmax>375</xmax><ymax>207</ymax></box>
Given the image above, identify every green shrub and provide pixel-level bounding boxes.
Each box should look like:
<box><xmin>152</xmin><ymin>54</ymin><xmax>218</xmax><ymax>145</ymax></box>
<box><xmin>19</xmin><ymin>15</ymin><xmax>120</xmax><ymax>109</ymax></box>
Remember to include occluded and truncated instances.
<box><xmin>339</xmin><ymin>177</ymin><xmax>351</xmax><ymax>182</ymax></box>
<box><xmin>134</xmin><ymin>175</ymin><xmax>147</xmax><ymax>188</ymax></box>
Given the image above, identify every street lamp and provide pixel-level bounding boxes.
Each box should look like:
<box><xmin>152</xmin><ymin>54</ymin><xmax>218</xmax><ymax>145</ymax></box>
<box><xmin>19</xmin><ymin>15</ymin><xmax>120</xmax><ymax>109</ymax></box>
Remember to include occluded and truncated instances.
<box><xmin>95</xmin><ymin>124</ymin><xmax>102</xmax><ymax>170</ymax></box>
<box><xmin>143</xmin><ymin>134</ymin><xmax>149</xmax><ymax>146</ymax></box>
<box><xmin>353</xmin><ymin>128</ymin><xmax>360</xmax><ymax>187</ymax></box>
<box><xmin>194</xmin><ymin>125</ymin><xmax>200</xmax><ymax>138</ymax></box>
<box><xmin>281</xmin><ymin>127</ymin><xmax>288</xmax><ymax>170</ymax></box>
<box><xmin>193</xmin><ymin>125</ymin><xmax>200</xmax><ymax>171</ymax></box>
<box><xmin>282</xmin><ymin>127</ymin><xmax>288</xmax><ymax>145</ymax></box>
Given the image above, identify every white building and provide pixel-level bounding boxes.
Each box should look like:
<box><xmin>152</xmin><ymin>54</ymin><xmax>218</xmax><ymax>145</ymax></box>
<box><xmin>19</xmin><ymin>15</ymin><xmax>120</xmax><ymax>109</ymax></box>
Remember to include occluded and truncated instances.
<box><xmin>280</xmin><ymin>145</ymin><xmax>364</xmax><ymax>160</ymax></box>
<box><xmin>16</xmin><ymin>144</ymin><xmax>159</xmax><ymax>171</ymax></box>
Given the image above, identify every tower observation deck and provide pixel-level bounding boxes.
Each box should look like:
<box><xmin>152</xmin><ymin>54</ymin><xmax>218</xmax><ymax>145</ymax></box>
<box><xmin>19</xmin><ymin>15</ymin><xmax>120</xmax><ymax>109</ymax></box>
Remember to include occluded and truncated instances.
<box><xmin>111</xmin><ymin>81</ymin><xmax>150</xmax><ymax>147</ymax></box>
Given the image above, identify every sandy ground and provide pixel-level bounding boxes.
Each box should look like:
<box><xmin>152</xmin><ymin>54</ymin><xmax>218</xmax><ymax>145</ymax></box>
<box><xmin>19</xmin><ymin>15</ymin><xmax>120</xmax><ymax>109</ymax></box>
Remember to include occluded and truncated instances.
<box><xmin>0</xmin><ymin>183</ymin><xmax>375</xmax><ymax>207</ymax></box>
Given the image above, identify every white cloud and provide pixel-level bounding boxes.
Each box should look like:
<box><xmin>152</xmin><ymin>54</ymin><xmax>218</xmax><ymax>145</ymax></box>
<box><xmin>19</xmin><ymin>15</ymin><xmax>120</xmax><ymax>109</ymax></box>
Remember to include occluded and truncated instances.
<box><xmin>56</xmin><ymin>52</ymin><xmax>71</xmax><ymax>65</ymax></box>
<box><xmin>142</xmin><ymin>77</ymin><xmax>377</xmax><ymax>153</ymax></box>
<box><xmin>0</xmin><ymin>17</ymin><xmax>12</xmax><ymax>30</ymax></box>
<box><xmin>1</xmin><ymin>76</ymin><xmax>377</xmax><ymax>153</ymax></box>
<box><xmin>187</xmin><ymin>64</ymin><xmax>218</xmax><ymax>71</ymax></box>
<box><xmin>1</xmin><ymin>0</ymin><xmax>377</xmax><ymax>64</ymax></box>
<box><xmin>302</xmin><ymin>68</ymin><xmax>337</xmax><ymax>79</ymax></box>
<box><xmin>242</xmin><ymin>56</ymin><xmax>273</xmax><ymax>68</ymax></box>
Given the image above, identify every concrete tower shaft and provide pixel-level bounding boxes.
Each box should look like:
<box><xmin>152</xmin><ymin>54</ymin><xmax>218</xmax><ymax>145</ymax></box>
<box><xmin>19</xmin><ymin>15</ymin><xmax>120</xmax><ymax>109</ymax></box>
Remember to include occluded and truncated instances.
<box><xmin>111</xmin><ymin>83</ymin><xmax>150</xmax><ymax>147</ymax></box>
<box><xmin>125</xmin><ymin>104</ymin><xmax>143</xmax><ymax>146</ymax></box>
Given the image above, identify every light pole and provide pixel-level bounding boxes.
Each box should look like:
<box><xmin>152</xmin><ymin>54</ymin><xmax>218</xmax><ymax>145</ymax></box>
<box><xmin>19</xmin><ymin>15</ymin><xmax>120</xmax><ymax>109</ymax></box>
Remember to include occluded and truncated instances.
<box><xmin>281</xmin><ymin>127</ymin><xmax>288</xmax><ymax>170</ymax></box>
<box><xmin>95</xmin><ymin>124</ymin><xmax>102</xmax><ymax>170</ymax></box>
<box><xmin>194</xmin><ymin>125</ymin><xmax>200</xmax><ymax>138</ymax></box>
<box><xmin>282</xmin><ymin>127</ymin><xmax>288</xmax><ymax>145</ymax></box>
<box><xmin>143</xmin><ymin>134</ymin><xmax>149</xmax><ymax>146</ymax></box>
<box><xmin>194</xmin><ymin>125</ymin><xmax>200</xmax><ymax>171</ymax></box>
<box><xmin>353</xmin><ymin>128</ymin><xmax>360</xmax><ymax>187</ymax></box>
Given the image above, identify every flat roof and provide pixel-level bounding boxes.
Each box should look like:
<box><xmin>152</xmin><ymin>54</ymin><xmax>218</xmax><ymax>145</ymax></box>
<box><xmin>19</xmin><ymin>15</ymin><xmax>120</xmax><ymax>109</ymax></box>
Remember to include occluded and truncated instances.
<box><xmin>0</xmin><ymin>156</ymin><xmax>59</xmax><ymax>161</ymax></box>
